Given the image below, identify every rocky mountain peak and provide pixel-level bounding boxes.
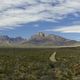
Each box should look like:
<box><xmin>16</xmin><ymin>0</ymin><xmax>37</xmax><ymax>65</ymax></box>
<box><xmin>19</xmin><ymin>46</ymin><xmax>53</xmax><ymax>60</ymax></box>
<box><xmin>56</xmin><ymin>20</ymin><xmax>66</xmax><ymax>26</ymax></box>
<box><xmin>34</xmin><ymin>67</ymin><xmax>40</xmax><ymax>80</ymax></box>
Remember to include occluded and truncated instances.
<box><xmin>31</xmin><ymin>32</ymin><xmax>46</xmax><ymax>40</ymax></box>
<box><xmin>0</xmin><ymin>33</ymin><xmax>79</xmax><ymax>47</ymax></box>
<box><xmin>0</xmin><ymin>35</ymin><xmax>9</xmax><ymax>40</ymax></box>
<box><xmin>36</xmin><ymin>32</ymin><xmax>46</xmax><ymax>37</ymax></box>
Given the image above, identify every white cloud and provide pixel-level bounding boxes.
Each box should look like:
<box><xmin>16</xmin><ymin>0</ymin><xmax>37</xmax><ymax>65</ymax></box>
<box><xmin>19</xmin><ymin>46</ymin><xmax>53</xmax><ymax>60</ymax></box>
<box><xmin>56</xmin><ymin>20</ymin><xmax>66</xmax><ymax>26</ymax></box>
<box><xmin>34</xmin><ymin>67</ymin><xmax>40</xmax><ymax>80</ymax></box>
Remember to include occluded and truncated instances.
<box><xmin>45</xmin><ymin>25</ymin><xmax>80</xmax><ymax>33</ymax></box>
<box><xmin>34</xmin><ymin>24</ymin><xmax>39</xmax><ymax>27</ymax></box>
<box><xmin>0</xmin><ymin>0</ymin><xmax>80</xmax><ymax>29</ymax></box>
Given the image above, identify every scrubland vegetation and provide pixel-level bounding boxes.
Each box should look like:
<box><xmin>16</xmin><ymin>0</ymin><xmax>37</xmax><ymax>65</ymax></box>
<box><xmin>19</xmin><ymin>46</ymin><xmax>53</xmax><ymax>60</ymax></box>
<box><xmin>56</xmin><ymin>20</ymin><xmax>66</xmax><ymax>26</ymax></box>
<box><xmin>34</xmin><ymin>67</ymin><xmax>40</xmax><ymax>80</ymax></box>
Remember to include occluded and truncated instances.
<box><xmin>0</xmin><ymin>47</ymin><xmax>80</xmax><ymax>80</ymax></box>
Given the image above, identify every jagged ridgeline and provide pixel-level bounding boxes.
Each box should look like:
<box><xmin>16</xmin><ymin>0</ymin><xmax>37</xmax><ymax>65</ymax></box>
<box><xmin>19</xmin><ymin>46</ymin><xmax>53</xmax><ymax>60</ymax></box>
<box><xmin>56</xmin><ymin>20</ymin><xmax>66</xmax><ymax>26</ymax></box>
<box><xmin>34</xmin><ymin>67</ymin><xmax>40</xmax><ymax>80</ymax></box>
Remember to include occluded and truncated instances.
<box><xmin>0</xmin><ymin>32</ymin><xmax>79</xmax><ymax>47</ymax></box>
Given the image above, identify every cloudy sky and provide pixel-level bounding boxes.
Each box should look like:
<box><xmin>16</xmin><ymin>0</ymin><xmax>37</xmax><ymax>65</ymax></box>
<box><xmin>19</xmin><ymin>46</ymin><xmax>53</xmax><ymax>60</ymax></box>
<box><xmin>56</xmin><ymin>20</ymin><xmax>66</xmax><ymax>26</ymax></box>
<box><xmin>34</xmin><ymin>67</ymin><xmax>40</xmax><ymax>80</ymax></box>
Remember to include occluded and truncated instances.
<box><xmin>0</xmin><ymin>0</ymin><xmax>80</xmax><ymax>40</ymax></box>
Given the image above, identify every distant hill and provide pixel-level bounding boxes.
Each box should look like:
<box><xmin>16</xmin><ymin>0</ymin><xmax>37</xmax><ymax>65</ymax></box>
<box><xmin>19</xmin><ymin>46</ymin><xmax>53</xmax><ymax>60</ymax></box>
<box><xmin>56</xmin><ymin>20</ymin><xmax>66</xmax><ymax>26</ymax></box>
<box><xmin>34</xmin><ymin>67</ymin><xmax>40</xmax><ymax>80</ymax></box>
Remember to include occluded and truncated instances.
<box><xmin>21</xmin><ymin>32</ymin><xmax>78</xmax><ymax>47</ymax></box>
<box><xmin>0</xmin><ymin>32</ymin><xmax>79</xmax><ymax>47</ymax></box>
<box><xmin>0</xmin><ymin>35</ymin><xmax>25</xmax><ymax>47</ymax></box>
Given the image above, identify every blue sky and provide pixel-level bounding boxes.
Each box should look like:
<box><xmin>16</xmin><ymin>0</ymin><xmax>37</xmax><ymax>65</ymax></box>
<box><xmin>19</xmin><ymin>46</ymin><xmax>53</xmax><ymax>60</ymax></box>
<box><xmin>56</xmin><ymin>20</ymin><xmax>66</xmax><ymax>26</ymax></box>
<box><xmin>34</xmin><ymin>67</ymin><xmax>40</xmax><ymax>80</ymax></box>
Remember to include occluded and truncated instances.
<box><xmin>0</xmin><ymin>0</ymin><xmax>80</xmax><ymax>41</ymax></box>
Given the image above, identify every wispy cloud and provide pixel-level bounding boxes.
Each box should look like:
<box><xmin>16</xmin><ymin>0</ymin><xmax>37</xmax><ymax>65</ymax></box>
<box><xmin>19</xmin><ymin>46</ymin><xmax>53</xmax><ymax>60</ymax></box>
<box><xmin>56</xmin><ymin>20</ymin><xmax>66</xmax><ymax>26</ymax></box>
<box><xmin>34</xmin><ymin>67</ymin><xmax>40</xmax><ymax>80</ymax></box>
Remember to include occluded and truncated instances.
<box><xmin>45</xmin><ymin>25</ymin><xmax>80</xmax><ymax>33</ymax></box>
<box><xmin>0</xmin><ymin>0</ymin><xmax>80</xmax><ymax>29</ymax></box>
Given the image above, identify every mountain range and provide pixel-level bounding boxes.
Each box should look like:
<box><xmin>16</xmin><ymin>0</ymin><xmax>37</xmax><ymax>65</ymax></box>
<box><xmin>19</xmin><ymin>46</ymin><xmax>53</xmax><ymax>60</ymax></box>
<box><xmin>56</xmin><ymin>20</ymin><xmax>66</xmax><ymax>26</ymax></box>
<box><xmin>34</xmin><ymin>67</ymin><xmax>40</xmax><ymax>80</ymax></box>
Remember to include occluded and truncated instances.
<box><xmin>0</xmin><ymin>32</ymin><xmax>79</xmax><ymax>47</ymax></box>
